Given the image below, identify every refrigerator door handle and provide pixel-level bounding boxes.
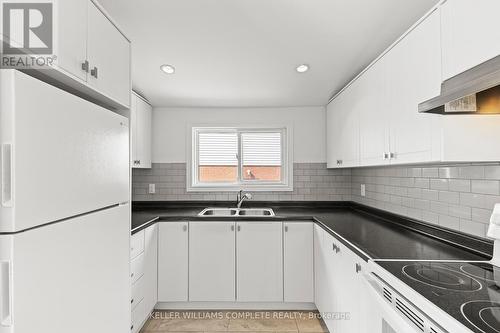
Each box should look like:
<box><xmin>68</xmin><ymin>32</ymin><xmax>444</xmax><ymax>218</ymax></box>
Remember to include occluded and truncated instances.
<box><xmin>0</xmin><ymin>261</ymin><xmax>12</xmax><ymax>326</ymax></box>
<box><xmin>1</xmin><ymin>143</ymin><xmax>13</xmax><ymax>207</ymax></box>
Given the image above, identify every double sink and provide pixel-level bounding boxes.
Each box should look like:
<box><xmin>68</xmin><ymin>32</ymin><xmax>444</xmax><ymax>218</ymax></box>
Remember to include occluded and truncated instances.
<box><xmin>198</xmin><ymin>207</ymin><xmax>275</xmax><ymax>217</ymax></box>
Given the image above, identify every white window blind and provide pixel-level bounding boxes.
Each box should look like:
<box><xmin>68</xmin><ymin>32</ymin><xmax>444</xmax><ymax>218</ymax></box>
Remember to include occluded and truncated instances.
<box><xmin>198</xmin><ymin>132</ymin><xmax>238</xmax><ymax>166</ymax></box>
<box><xmin>242</xmin><ymin>132</ymin><xmax>282</xmax><ymax>166</ymax></box>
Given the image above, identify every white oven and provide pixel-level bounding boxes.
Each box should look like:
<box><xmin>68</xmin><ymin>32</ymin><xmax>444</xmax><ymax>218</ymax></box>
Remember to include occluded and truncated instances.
<box><xmin>362</xmin><ymin>272</ymin><xmax>448</xmax><ymax>333</ymax></box>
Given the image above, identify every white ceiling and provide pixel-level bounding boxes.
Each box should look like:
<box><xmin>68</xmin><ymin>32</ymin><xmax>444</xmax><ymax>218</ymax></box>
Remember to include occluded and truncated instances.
<box><xmin>99</xmin><ymin>0</ymin><xmax>439</xmax><ymax>107</ymax></box>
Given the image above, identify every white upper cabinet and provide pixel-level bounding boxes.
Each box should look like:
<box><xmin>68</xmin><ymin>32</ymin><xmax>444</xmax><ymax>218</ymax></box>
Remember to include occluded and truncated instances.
<box><xmin>51</xmin><ymin>0</ymin><xmax>131</xmax><ymax>109</ymax></box>
<box><xmin>327</xmin><ymin>5</ymin><xmax>500</xmax><ymax>168</ymax></box>
<box><xmin>131</xmin><ymin>92</ymin><xmax>153</xmax><ymax>168</ymax></box>
<box><xmin>441</xmin><ymin>0</ymin><xmax>500</xmax><ymax>80</ymax></box>
<box><xmin>87</xmin><ymin>1</ymin><xmax>131</xmax><ymax>107</ymax></box>
<box><xmin>55</xmin><ymin>0</ymin><xmax>88</xmax><ymax>82</ymax></box>
<box><xmin>386</xmin><ymin>9</ymin><xmax>441</xmax><ymax>164</ymax></box>
<box><xmin>326</xmin><ymin>83</ymin><xmax>360</xmax><ymax>168</ymax></box>
<box><xmin>358</xmin><ymin>58</ymin><xmax>389</xmax><ymax>166</ymax></box>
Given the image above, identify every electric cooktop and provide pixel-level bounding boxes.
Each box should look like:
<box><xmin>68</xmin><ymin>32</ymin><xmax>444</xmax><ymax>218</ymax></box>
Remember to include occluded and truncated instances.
<box><xmin>377</xmin><ymin>261</ymin><xmax>500</xmax><ymax>333</ymax></box>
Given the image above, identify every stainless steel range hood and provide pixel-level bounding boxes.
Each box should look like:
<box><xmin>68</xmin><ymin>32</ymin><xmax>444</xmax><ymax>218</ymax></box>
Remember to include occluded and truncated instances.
<box><xmin>419</xmin><ymin>55</ymin><xmax>500</xmax><ymax>114</ymax></box>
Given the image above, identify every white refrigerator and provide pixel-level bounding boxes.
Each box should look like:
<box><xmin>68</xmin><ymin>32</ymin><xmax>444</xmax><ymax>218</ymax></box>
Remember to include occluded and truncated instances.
<box><xmin>0</xmin><ymin>70</ymin><xmax>131</xmax><ymax>333</ymax></box>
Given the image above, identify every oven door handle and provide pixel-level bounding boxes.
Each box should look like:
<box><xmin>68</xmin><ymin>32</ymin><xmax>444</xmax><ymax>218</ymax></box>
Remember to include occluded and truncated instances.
<box><xmin>363</xmin><ymin>273</ymin><xmax>422</xmax><ymax>333</ymax></box>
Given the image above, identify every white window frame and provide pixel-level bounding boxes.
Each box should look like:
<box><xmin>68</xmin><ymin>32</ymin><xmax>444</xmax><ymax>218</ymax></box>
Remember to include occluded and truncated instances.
<box><xmin>187</xmin><ymin>126</ymin><xmax>293</xmax><ymax>192</ymax></box>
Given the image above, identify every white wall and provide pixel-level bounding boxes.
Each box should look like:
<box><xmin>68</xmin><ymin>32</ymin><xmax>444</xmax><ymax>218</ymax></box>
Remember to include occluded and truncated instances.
<box><xmin>152</xmin><ymin>107</ymin><xmax>326</xmax><ymax>163</ymax></box>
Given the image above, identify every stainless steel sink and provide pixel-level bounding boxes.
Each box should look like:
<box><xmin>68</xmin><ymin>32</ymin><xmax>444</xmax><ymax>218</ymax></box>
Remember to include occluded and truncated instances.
<box><xmin>238</xmin><ymin>209</ymin><xmax>274</xmax><ymax>216</ymax></box>
<box><xmin>198</xmin><ymin>208</ymin><xmax>274</xmax><ymax>217</ymax></box>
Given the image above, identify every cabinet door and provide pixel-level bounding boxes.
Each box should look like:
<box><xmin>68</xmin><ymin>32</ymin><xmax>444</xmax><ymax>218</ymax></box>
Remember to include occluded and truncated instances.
<box><xmin>441</xmin><ymin>0</ymin><xmax>500</xmax><ymax>80</ymax></box>
<box><xmin>55</xmin><ymin>0</ymin><xmax>88</xmax><ymax>81</ymax></box>
<box><xmin>137</xmin><ymin>96</ymin><xmax>152</xmax><ymax>168</ymax></box>
<box><xmin>338</xmin><ymin>84</ymin><xmax>360</xmax><ymax>168</ymax></box>
<box><xmin>313</xmin><ymin>225</ymin><xmax>326</xmax><ymax>311</ymax></box>
<box><xmin>335</xmin><ymin>242</ymin><xmax>361</xmax><ymax>333</ymax></box>
<box><xmin>388</xmin><ymin>10</ymin><xmax>441</xmax><ymax>164</ymax></box>
<box><xmin>283</xmin><ymin>222</ymin><xmax>313</xmax><ymax>302</ymax></box>
<box><xmin>326</xmin><ymin>98</ymin><xmax>342</xmax><ymax>168</ymax></box>
<box><xmin>322</xmin><ymin>232</ymin><xmax>340</xmax><ymax>333</ymax></box>
<box><xmin>236</xmin><ymin>222</ymin><xmax>283</xmax><ymax>302</ymax></box>
<box><xmin>158</xmin><ymin>222</ymin><xmax>188</xmax><ymax>301</ymax></box>
<box><xmin>189</xmin><ymin>222</ymin><xmax>235</xmax><ymax>301</ymax></box>
<box><xmin>87</xmin><ymin>1</ymin><xmax>131</xmax><ymax>107</ymax></box>
<box><xmin>131</xmin><ymin>93</ymin><xmax>139</xmax><ymax>166</ymax></box>
<box><xmin>359</xmin><ymin>58</ymin><xmax>390</xmax><ymax>166</ymax></box>
<box><xmin>143</xmin><ymin>224</ymin><xmax>158</xmax><ymax>315</ymax></box>
<box><xmin>326</xmin><ymin>88</ymin><xmax>360</xmax><ymax>168</ymax></box>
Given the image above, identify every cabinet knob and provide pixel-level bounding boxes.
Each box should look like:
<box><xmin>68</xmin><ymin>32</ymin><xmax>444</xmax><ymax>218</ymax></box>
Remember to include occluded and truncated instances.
<box><xmin>131</xmin><ymin>298</ymin><xmax>134</xmax><ymax>304</ymax></box>
<box><xmin>81</xmin><ymin>60</ymin><xmax>89</xmax><ymax>73</ymax></box>
<box><xmin>390</xmin><ymin>152</ymin><xmax>396</xmax><ymax>159</ymax></box>
<box><xmin>237</xmin><ymin>225</ymin><xmax>241</xmax><ymax>232</ymax></box>
<box><xmin>383</xmin><ymin>152</ymin><xmax>389</xmax><ymax>160</ymax></box>
<box><xmin>356</xmin><ymin>263</ymin><xmax>362</xmax><ymax>273</ymax></box>
<box><xmin>91</xmin><ymin>66</ymin><xmax>98</xmax><ymax>78</ymax></box>
<box><xmin>231</xmin><ymin>225</ymin><xmax>235</xmax><ymax>231</ymax></box>
<box><xmin>131</xmin><ymin>325</ymin><xmax>134</xmax><ymax>331</ymax></box>
<box><xmin>183</xmin><ymin>225</ymin><xmax>187</xmax><ymax>232</ymax></box>
<box><xmin>131</xmin><ymin>272</ymin><xmax>134</xmax><ymax>278</ymax></box>
<box><xmin>284</xmin><ymin>225</ymin><xmax>288</xmax><ymax>232</ymax></box>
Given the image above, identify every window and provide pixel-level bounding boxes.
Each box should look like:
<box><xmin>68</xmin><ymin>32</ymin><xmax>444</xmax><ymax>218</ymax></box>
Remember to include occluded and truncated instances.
<box><xmin>189</xmin><ymin>127</ymin><xmax>293</xmax><ymax>191</ymax></box>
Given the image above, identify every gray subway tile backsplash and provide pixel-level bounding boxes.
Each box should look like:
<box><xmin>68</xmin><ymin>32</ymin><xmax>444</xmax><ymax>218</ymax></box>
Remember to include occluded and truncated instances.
<box><xmin>133</xmin><ymin>162</ymin><xmax>500</xmax><ymax>239</ymax></box>
<box><xmin>132</xmin><ymin>162</ymin><xmax>352</xmax><ymax>203</ymax></box>
<box><xmin>351</xmin><ymin>163</ymin><xmax>500</xmax><ymax>238</ymax></box>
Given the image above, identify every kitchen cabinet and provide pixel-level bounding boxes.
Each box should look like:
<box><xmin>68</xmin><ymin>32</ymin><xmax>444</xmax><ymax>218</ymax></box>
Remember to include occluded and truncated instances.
<box><xmin>55</xmin><ymin>0</ymin><xmax>88</xmax><ymax>82</ymax></box>
<box><xmin>131</xmin><ymin>92</ymin><xmax>153</xmax><ymax>168</ymax></box>
<box><xmin>315</xmin><ymin>227</ymin><xmax>368</xmax><ymax>333</ymax></box>
<box><xmin>50</xmin><ymin>0</ymin><xmax>131</xmax><ymax>109</ymax></box>
<box><xmin>236</xmin><ymin>222</ymin><xmax>283</xmax><ymax>302</ymax></box>
<box><xmin>326</xmin><ymin>83</ymin><xmax>360</xmax><ymax>168</ymax></box>
<box><xmin>143</xmin><ymin>224</ymin><xmax>158</xmax><ymax>315</ymax></box>
<box><xmin>158</xmin><ymin>222</ymin><xmax>188</xmax><ymax>302</ymax></box>
<box><xmin>283</xmin><ymin>222</ymin><xmax>313</xmax><ymax>302</ymax></box>
<box><xmin>189</xmin><ymin>222</ymin><xmax>236</xmax><ymax>301</ymax></box>
<box><xmin>386</xmin><ymin>9</ymin><xmax>441</xmax><ymax>165</ymax></box>
<box><xmin>87</xmin><ymin>1</ymin><xmax>131</xmax><ymax>107</ymax></box>
<box><xmin>130</xmin><ymin>224</ymin><xmax>157</xmax><ymax>332</ymax></box>
<box><xmin>441</xmin><ymin>0</ymin><xmax>500</xmax><ymax>81</ymax></box>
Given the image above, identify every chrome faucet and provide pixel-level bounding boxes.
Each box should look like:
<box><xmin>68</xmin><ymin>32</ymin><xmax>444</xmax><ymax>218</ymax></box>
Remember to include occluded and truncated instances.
<box><xmin>236</xmin><ymin>190</ymin><xmax>252</xmax><ymax>208</ymax></box>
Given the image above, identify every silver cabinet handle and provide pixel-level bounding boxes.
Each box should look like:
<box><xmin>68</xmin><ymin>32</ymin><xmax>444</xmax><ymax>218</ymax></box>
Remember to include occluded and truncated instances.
<box><xmin>91</xmin><ymin>66</ymin><xmax>98</xmax><ymax>78</ymax></box>
<box><xmin>284</xmin><ymin>225</ymin><xmax>288</xmax><ymax>232</ymax></box>
<box><xmin>131</xmin><ymin>272</ymin><xmax>134</xmax><ymax>278</ymax></box>
<box><xmin>81</xmin><ymin>60</ymin><xmax>89</xmax><ymax>72</ymax></box>
<box><xmin>390</xmin><ymin>152</ymin><xmax>395</xmax><ymax>159</ymax></box>
<box><xmin>183</xmin><ymin>224</ymin><xmax>187</xmax><ymax>232</ymax></box>
<box><xmin>332</xmin><ymin>243</ymin><xmax>340</xmax><ymax>253</ymax></box>
<box><xmin>237</xmin><ymin>225</ymin><xmax>241</xmax><ymax>232</ymax></box>
<box><xmin>231</xmin><ymin>225</ymin><xmax>234</xmax><ymax>231</ymax></box>
<box><xmin>131</xmin><ymin>325</ymin><xmax>134</xmax><ymax>331</ymax></box>
<box><xmin>356</xmin><ymin>263</ymin><xmax>362</xmax><ymax>273</ymax></box>
<box><xmin>383</xmin><ymin>152</ymin><xmax>389</xmax><ymax>160</ymax></box>
<box><xmin>131</xmin><ymin>298</ymin><xmax>134</xmax><ymax>304</ymax></box>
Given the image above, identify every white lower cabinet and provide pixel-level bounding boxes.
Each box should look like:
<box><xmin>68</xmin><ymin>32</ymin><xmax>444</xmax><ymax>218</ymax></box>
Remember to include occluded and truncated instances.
<box><xmin>143</xmin><ymin>224</ymin><xmax>158</xmax><ymax>313</ymax></box>
<box><xmin>315</xmin><ymin>226</ymin><xmax>368</xmax><ymax>333</ymax></box>
<box><xmin>189</xmin><ymin>222</ymin><xmax>236</xmax><ymax>301</ymax></box>
<box><xmin>283</xmin><ymin>222</ymin><xmax>314</xmax><ymax>302</ymax></box>
<box><xmin>130</xmin><ymin>224</ymin><xmax>158</xmax><ymax>333</ymax></box>
<box><xmin>158</xmin><ymin>222</ymin><xmax>189</xmax><ymax>301</ymax></box>
<box><xmin>236</xmin><ymin>222</ymin><xmax>283</xmax><ymax>302</ymax></box>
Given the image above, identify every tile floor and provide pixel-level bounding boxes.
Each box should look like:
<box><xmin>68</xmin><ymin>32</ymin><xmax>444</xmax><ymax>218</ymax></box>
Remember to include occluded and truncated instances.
<box><xmin>140</xmin><ymin>311</ymin><xmax>329</xmax><ymax>333</ymax></box>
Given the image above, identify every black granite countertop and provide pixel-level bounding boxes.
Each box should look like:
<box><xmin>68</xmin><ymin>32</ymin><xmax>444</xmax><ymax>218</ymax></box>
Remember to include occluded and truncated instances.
<box><xmin>131</xmin><ymin>201</ymin><xmax>493</xmax><ymax>262</ymax></box>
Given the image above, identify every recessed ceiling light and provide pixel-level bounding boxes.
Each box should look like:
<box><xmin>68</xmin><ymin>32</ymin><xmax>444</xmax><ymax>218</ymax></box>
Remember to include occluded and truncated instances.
<box><xmin>296</xmin><ymin>64</ymin><xmax>309</xmax><ymax>73</ymax></box>
<box><xmin>160</xmin><ymin>64</ymin><xmax>175</xmax><ymax>74</ymax></box>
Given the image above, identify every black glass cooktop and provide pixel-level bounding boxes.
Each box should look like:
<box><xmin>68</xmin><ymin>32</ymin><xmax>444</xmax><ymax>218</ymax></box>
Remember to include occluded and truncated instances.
<box><xmin>377</xmin><ymin>261</ymin><xmax>500</xmax><ymax>333</ymax></box>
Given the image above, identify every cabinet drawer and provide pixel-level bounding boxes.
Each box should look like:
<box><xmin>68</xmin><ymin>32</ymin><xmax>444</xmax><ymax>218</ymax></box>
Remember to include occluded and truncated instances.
<box><xmin>131</xmin><ymin>230</ymin><xmax>145</xmax><ymax>259</ymax></box>
<box><xmin>131</xmin><ymin>299</ymin><xmax>145</xmax><ymax>333</ymax></box>
<box><xmin>131</xmin><ymin>275</ymin><xmax>145</xmax><ymax>311</ymax></box>
<box><xmin>131</xmin><ymin>253</ymin><xmax>145</xmax><ymax>285</ymax></box>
